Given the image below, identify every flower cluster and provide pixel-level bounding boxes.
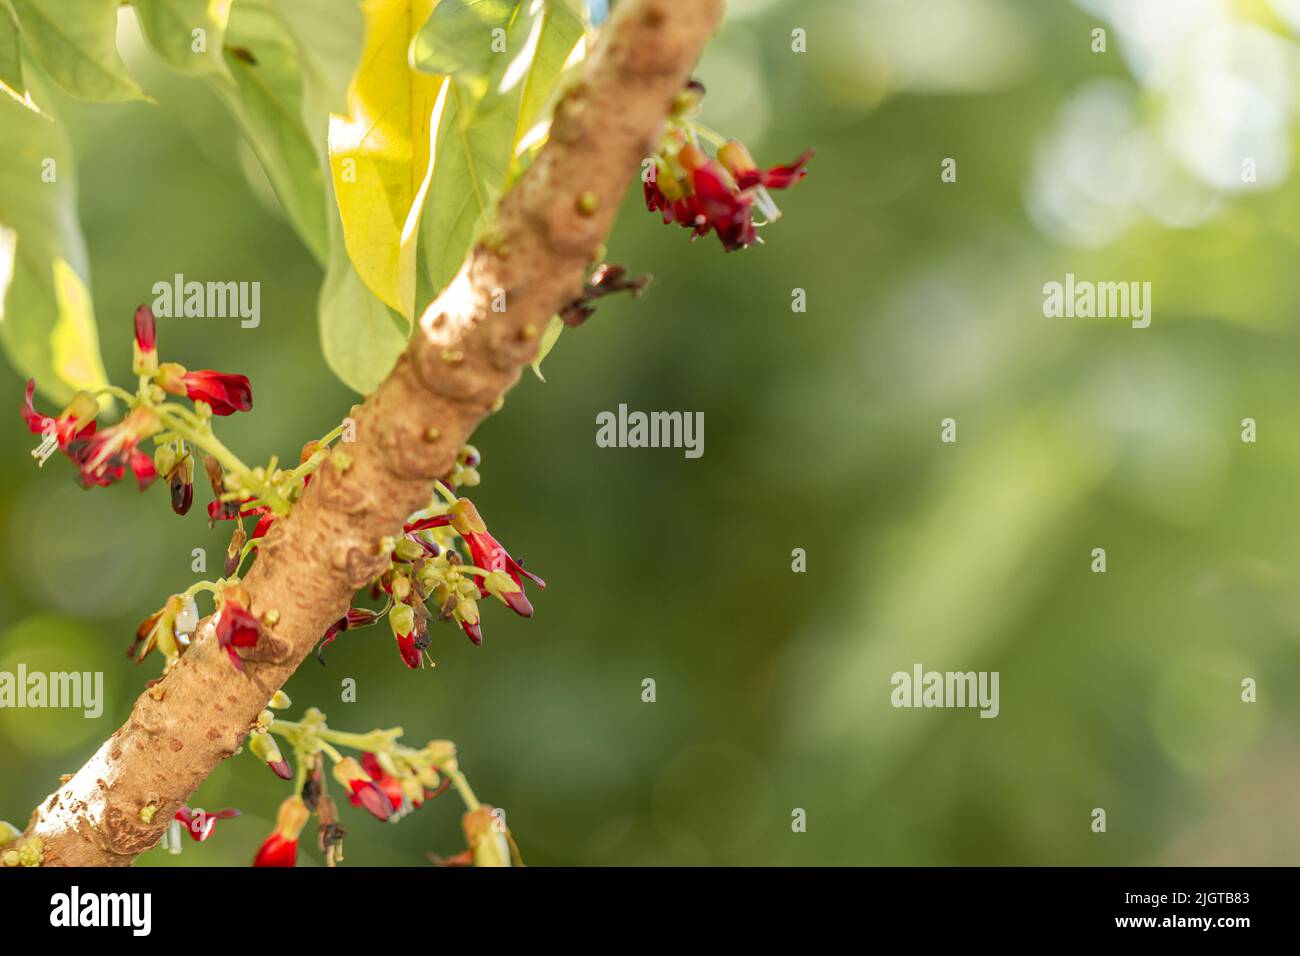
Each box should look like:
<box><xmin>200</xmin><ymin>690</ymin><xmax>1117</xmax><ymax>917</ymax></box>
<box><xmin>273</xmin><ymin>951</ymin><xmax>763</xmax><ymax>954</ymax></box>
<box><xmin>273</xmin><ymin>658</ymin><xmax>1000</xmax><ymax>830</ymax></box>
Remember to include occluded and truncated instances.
<box><xmin>246</xmin><ymin>706</ymin><xmax>498</xmax><ymax>867</ymax></box>
<box><xmin>20</xmin><ymin>306</ymin><xmax>252</xmax><ymax>504</ymax></box>
<box><xmin>643</xmin><ymin>80</ymin><xmax>812</xmax><ymax>251</ymax></box>
<box><xmin>317</xmin><ymin>476</ymin><xmax>545</xmax><ymax>668</ymax></box>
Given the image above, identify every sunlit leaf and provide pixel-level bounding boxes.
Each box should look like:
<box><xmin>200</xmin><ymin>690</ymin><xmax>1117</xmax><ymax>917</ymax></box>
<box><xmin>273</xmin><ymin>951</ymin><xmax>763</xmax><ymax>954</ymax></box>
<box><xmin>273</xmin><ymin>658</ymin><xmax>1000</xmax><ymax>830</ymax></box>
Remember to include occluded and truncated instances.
<box><xmin>415</xmin><ymin>0</ymin><xmax>588</xmax><ymax>298</ymax></box>
<box><xmin>133</xmin><ymin>0</ymin><xmax>232</xmax><ymax>77</ymax></box>
<box><xmin>411</xmin><ymin>0</ymin><xmax>523</xmax><ymax>108</ymax></box>
<box><xmin>479</xmin><ymin>0</ymin><xmax>588</xmax><ymax>184</ymax></box>
<box><xmin>0</xmin><ymin>81</ymin><xmax>109</xmax><ymax>404</ymax></box>
<box><xmin>0</xmin><ymin>1</ymin><xmax>27</xmax><ymax>100</ymax></box>
<box><xmin>319</xmin><ymin>196</ymin><xmax>409</xmax><ymax>396</ymax></box>
<box><xmin>261</xmin><ymin>0</ymin><xmax>398</xmax><ymax>394</ymax></box>
<box><xmin>9</xmin><ymin>0</ymin><xmax>148</xmax><ymax>102</ymax></box>
<box><xmin>328</xmin><ymin>0</ymin><xmax>441</xmax><ymax>320</ymax></box>
<box><xmin>211</xmin><ymin>0</ymin><xmax>328</xmax><ymax>263</ymax></box>
<box><xmin>418</xmin><ymin>80</ymin><xmax>514</xmax><ymax>297</ymax></box>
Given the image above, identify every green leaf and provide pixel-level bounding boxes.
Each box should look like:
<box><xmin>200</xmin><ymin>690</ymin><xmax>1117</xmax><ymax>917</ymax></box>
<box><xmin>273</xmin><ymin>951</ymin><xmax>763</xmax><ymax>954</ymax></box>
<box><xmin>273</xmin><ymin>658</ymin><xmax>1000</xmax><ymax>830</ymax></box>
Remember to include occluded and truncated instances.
<box><xmin>479</xmin><ymin>0</ymin><xmax>587</xmax><ymax>182</ymax></box>
<box><xmin>211</xmin><ymin>0</ymin><xmax>328</xmax><ymax>263</ymax></box>
<box><xmin>132</xmin><ymin>0</ymin><xmax>232</xmax><ymax>77</ymax></box>
<box><xmin>415</xmin><ymin>0</ymin><xmax>588</xmax><ymax>298</ymax></box>
<box><xmin>418</xmin><ymin>78</ymin><xmax>514</xmax><ymax>297</ymax></box>
<box><xmin>319</xmin><ymin>198</ymin><xmax>409</xmax><ymax>395</ymax></box>
<box><xmin>0</xmin><ymin>1</ymin><xmax>26</xmax><ymax>97</ymax></box>
<box><xmin>411</xmin><ymin>0</ymin><xmax>523</xmax><ymax>108</ymax></box>
<box><xmin>0</xmin><ymin>80</ymin><xmax>110</xmax><ymax>404</ymax></box>
<box><xmin>268</xmin><ymin>0</ymin><xmax>363</xmax><ymax>122</ymax></box>
<box><xmin>9</xmin><ymin>0</ymin><xmax>148</xmax><ymax>102</ymax></box>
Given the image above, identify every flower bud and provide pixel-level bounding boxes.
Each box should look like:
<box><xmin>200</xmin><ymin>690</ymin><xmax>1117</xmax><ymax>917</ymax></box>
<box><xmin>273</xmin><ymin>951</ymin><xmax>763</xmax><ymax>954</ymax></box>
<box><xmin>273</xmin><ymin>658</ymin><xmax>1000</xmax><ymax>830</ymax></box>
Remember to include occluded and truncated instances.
<box><xmin>61</xmin><ymin>391</ymin><xmax>99</xmax><ymax>432</ymax></box>
<box><xmin>168</xmin><ymin>454</ymin><xmax>194</xmax><ymax>516</ymax></box>
<box><xmin>253</xmin><ymin>796</ymin><xmax>309</xmax><ymax>867</ymax></box>
<box><xmin>677</xmin><ymin>142</ymin><xmax>709</xmax><ymax>175</ymax></box>
<box><xmin>393</xmin><ymin>538</ymin><xmax>424</xmax><ymax>563</ymax></box>
<box><xmin>250</xmin><ymin>730</ymin><xmax>292</xmax><ymax>779</ymax></box>
<box><xmin>450</xmin><ymin>498</ymin><xmax>487</xmax><ymax>536</ymax></box>
<box><xmin>0</xmin><ymin>821</ymin><xmax>20</xmax><ymax>848</ymax></box>
<box><xmin>132</xmin><ymin>305</ymin><xmax>158</xmax><ymax>376</ymax></box>
<box><xmin>717</xmin><ymin>139</ymin><xmax>757</xmax><ymax>178</ymax></box>
<box><xmin>390</xmin><ymin>602</ymin><xmax>415</xmax><ymax>636</ymax></box>
<box><xmin>333</xmin><ymin>757</ymin><xmax>393</xmax><ymax>821</ymax></box>
<box><xmin>463</xmin><ymin>806</ymin><xmax>514</xmax><ymax>867</ymax></box>
<box><xmin>156</xmin><ymin>361</ymin><xmax>188</xmax><ymax>395</ymax></box>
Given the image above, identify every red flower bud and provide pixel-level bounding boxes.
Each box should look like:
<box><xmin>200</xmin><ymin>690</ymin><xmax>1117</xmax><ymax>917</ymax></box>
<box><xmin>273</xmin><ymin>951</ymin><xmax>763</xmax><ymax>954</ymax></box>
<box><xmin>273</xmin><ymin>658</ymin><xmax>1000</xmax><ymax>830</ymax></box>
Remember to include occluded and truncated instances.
<box><xmin>253</xmin><ymin>797</ymin><xmax>309</xmax><ymax>867</ymax></box>
<box><xmin>133</xmin><ymin>305</ymin><xmax>158</xmax><ymax>376</ymax></box>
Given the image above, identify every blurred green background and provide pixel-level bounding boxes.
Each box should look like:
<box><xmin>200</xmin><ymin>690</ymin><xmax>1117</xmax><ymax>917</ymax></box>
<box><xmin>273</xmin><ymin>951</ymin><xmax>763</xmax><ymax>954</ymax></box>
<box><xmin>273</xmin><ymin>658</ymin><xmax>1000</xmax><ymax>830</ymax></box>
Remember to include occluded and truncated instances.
<box><xmin>3</xmin><ymin>0</ymin><xmax>1300</xmax><ymax>865</ymax></box>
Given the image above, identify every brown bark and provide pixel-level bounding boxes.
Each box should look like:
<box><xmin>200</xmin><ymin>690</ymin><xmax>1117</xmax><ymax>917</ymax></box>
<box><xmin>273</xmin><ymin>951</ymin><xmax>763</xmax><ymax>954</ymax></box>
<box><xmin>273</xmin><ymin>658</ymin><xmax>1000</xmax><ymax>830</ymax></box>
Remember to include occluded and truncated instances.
<box><xmin>14</xmin><ymin>0</ymin><xmax>723</xmax><ymax>867</ymax></box>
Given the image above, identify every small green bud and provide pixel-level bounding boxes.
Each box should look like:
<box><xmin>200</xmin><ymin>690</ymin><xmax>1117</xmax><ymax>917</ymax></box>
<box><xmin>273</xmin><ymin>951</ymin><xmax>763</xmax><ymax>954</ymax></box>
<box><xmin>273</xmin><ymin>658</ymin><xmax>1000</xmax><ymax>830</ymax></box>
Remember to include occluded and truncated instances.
<box><xmin>0</xmin><ymin>821</ymin><xmax>21</xmax><ymax>847</ymax></box>
<box><xmin>390</xmin><ymin>603</ymin><xmax>416</xmax><ymax>636</ymax></box>
<box><xmin>394</xmin><ymin>538</ymin><xmax>424</xmax><ymax>563</ymax></box>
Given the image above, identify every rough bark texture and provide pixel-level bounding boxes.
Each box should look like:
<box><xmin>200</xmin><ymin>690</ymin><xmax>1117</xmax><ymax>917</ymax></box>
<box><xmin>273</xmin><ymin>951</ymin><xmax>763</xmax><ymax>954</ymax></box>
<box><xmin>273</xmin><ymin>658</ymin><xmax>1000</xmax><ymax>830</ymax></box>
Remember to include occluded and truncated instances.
<box><xmin>16</xmin><ymin>0</ymin><xmax>723</xmax><ymax>867</ymax></box>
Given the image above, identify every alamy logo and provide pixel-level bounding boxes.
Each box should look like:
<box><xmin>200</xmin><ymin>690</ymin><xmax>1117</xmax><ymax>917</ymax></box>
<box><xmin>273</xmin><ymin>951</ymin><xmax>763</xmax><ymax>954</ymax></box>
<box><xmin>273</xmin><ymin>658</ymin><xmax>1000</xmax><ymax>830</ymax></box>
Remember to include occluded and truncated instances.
<box><xmin>152</xmin><ymin>273</ymin><xmax>261</xmax><ymax>328</ymax></box>
<box><xmin>1042</xmin><ymin>273</ymin><xmax>1151</xmax><ymax>328</ymax></box>
<box><xmin>0</xmin><ymin>665</ymin><xmax>103</xmax><ymax>718</ymax></box>
<box><xmin>50</xmin><ymin>886</ymin><xmax>151</xmax><ymax>936</ymax></box>
<box><xmin>595</xmin><ymin>404</ymin><xmax>704</xmax><ymax>459</ymax></box>
<box><xmin>890</xmin><ymin>663</ymin><xmax>1000</xmax><ymax>718</ymax></box>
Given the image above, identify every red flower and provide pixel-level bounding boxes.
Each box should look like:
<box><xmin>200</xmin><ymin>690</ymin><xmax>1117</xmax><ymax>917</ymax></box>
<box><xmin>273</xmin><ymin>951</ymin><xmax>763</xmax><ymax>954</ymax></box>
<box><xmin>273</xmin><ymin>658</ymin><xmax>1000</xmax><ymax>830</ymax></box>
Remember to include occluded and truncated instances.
<box><xmin>65</xmin><ymin>407</ymin><xmax>161</xmax><ymax>490</ymax></box>
<box><xmin>687</xmin><ymin>161</ymin><xmax>757</xmax><ymax>251</ymax></box>
<box><xmin>174</xmin><ymin>805</ymin><xmax>239</xmax><ymax>842</ymax></box>
<box><xmin>250</xmin><ymin>511</ymin><xmax>275</xmax><ymax>540</ymax></box>
<box><xmin>461</xmin><ymin>529</ymin><xmax>545</xmax><ymax>618</ymax></box>
<box><xmin>21</xmin><ymin>379</ymin><xmax>98</xmax><ymax>453</ymax></box>
<box><xmin>359</xmin><ymin>752</ymin><xmax>408</xmax><ymax>810</ymax></box>
<box><xmin>178</xmin><ymin>370</ymin><xmax>252</xmax><ymax>416</ymax></box>
<box><xmin>718</xmin><ymin>140</ymin><xmax>814</xmax><ymax>190</ymax></box>
<box><xmin>388</xmin><ymin>602</ymin><xmax>421</xmax><ymax>669</ymax></box>
<box><xmin>643</xmin><ymin>132</ymin><xmax>812</xmax><ymax>251</ymax></box>
<box><xmin>395</xmin><ymin>630</ymin><xmax>420</xmax><ymax>668</ymax></box>
<box><xmin>334</xmin><ymin>756</ymin><xmax>393</xmax><ymax>821</ymax></box>
<box><xmin>315</xmin><ymin>607</ymin><xmax>379</xmax><ymax>664</ymax></box>
<box><xmin>215</xmin><ymin>585</ymin><xmax>261</xmax><ymax>670</ymax></box>
<box><xmin>253</xmin><ymin>796</ymin><xmax>309</xmax><ymax>867</ymax></box>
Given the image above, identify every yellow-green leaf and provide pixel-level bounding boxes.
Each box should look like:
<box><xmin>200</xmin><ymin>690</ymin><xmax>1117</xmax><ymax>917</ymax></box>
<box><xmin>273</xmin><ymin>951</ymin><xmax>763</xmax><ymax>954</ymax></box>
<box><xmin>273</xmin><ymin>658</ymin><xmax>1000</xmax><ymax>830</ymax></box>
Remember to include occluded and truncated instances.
<box><xmin>319</xmin><ymin>204</ymin><xmax>409</xmax><ymax>395</ymax></box>
<box><xmin>479</xmin><ymin>0</ymin><xmax>588</xmax><ymax>183</ymax></box>
<box><xmin>418</xmin><ymin>78</ymin><xmax>514</xmax><ymax>297</ymax></box>
<box><xmin>328</xmin><ymin>0</ymin><xmax>441</xmax><ymax>320</ymax></box>
<box><xmin>415</xmin><ymin>0</ymin><xmax>588</xmax><ymax>299</ymax></box>
<box><xmin>0</xmin><ymin>79</ymin><xmax>109</xmax><ymax>404</ymax></box>
<box><xmin>0</xmin><ymin>1</ymin><xmax>26</xmax><ymax>99</ymax></box>
<box><xmin>133</xmin><ymin>0</ymin><xmax>232</xmax><ymax>77</ymax></box>
<box><xmin>9</xmin><ymin>0</ymin><xmax>148</xmax><ymax>102</ymax></box>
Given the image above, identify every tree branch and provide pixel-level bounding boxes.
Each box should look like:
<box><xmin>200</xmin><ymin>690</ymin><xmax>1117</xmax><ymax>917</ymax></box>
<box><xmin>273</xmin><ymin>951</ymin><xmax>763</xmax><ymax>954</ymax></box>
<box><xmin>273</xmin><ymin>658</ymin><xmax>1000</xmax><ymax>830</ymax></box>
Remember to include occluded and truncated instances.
<box><xmin>17</xmin><ymin>0</ymin><xmax>724</xmax><ymax>867</ymax></box>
